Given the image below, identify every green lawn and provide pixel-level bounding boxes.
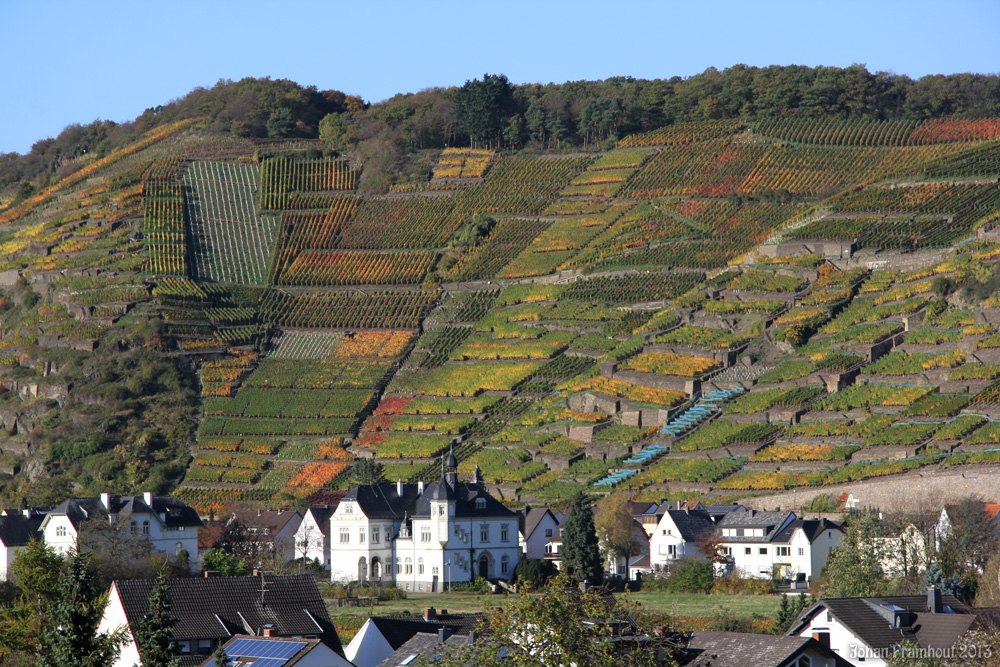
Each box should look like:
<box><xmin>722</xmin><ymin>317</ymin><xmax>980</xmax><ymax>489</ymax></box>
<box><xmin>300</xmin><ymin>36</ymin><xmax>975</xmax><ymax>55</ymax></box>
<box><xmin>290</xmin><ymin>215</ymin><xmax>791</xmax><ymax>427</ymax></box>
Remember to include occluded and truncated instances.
<box><xmin>328</xmin><ymin>590</ymin><xmax>784</xmax><ymax>641</ymax></box>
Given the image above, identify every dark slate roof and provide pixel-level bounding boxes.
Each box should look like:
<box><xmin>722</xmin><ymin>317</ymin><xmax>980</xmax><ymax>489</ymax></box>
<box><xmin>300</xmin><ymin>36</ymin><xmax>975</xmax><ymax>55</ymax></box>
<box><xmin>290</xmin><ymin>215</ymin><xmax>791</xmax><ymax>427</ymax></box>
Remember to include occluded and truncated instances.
<box><xmin>789</xmin><ymin>595</ymin><xmax>974</xmax><ymax>653</ymax></box>
<box><xmin>375</xmin><ymin>631</ymin><xmax>475</xmax><ymax>667</ymax></box>
<box><xmin>718</xmin><ymin>510</ymin><xmax>794</xmax><ymax>542</ymax></box>
<box><xmin>769</xmin><ymin>518</ymin><xmax>842</xmax><ymax>545</ymax></box>
<box><xmin>665</xmin><ymin>509</ymin><xmax>717</xmax><ymax>542</ymax></box>
<box><xmin>342</xmin><ymin>480</ymin><xmax>516</xmax><ymax>521</ymax></box>
<box><xmin>0</xmin><ymin>513</ymin><xmax>43</xmax><ymax>546</ymax></box>
<box><xmin>369</xmin><ymin>614</ymin><xmax>483</xmax><ymax>650</ymax></box>
<box><xmin>306</xmin><ymin>506</ymin><xmax>334</xmax><ymax>537</ymax></box>
<box><xmin>113</xmin><ymin>574</ymin><xmax>342</xmax><ymax>655</ymax></box>
<box><xmin>48</xmin><ymin>495</ymin><xmax>202</xmax><ymax>529</ymax></box>
<box><xmin>305</xmin><ymin>490</ymin><xmax>347</xmax><ymax>508</ymax></box>
<box><xmin>234</xmin><ymin>509</ymin><xmax>301</xmax><ymax>534</ymax></box>
<box><xmin>706</xmin><ymin>504</ymin><xmax>746</xmax><ymax>515</ymax></box>
<box><xmin>686</xmin><ymin>631</ymin><xmax>848</xmax><ymax>667</ymax></box>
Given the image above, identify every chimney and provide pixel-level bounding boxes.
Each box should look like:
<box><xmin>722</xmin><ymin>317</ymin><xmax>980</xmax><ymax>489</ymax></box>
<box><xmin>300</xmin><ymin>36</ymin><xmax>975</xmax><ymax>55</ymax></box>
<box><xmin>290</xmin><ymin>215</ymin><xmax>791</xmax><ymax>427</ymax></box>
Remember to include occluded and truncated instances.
<box><xmin>580</xmin><ymin>580</ymin><xmax>589</xmax><ymax>593</ymax></box>
<box><xmin>21</xmin><ymin>508</ymin><xmax>31</xmax><ymax>519</ymax></box>
<box><xmin>204</xmin><ymin>570</ymin><xmax>220</xmax><ymax>578</ymax></box>
<box><xmin>439</xmin><ymin>609</ymin><xmax>447</xmax><ymax>615</ymax></box>
<box><xmin>143</xmin><ymin>491</ymin><xmax>153</xmax><ymax>506</ymax></box>
<box><xmin>424</xmin><ymin>607</ymin><xmax>437</xmax><ymax>621</ymax></box>
<box><xmin>466</xmin><ymin>631</ymin><xmax>476</xmax><ymax>646</ymax></box>
<box><xmin>262</xmin><ymin>624</ymin><xmax>274</xmax><ymax>637</ymax></box>
<box><xmin>812</xmin><ymin>632</ymin><xmax>830</xmax><ymax>649</ymax></box>
<box><xmin>438</xmin><ymin>627</ymin><xmax>452</xmax><ymax>643</ymax></box>
<box><xmin>257</xmin><ymin>509</ymin><xmax>262</xmax><ymax>517</ymax></box>
<box><xmin>397</xmin><ymin>480</ymin><xmax>404</xmax><ymax>497</ymax></box>
<box><xmin>928</xmin><ymin>586</ymin><xmax>943</xmax><ymax>613</ymax></box>
<box><xmin>418</xmin><ymin>481</ymin><xmax>425</xmax><ymax>495</ymax></box>
<box><xmin>100</xmin><ymin>493</ymin><xmax>110</xmax><ymax>509</ymax></box>
<box><xmin>253</xmin><ymin>568</ymin><xmax>260</xmax><ymax>577</ymax></box>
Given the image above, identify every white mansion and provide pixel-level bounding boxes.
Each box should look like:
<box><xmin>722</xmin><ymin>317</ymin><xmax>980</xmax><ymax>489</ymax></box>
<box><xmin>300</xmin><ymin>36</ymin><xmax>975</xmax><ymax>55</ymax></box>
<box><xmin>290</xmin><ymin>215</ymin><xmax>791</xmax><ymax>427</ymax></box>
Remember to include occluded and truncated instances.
<box><xmin>329</xmin><ymin>451</ymin><xmax>521</xmax><ymax>591</ymax></box>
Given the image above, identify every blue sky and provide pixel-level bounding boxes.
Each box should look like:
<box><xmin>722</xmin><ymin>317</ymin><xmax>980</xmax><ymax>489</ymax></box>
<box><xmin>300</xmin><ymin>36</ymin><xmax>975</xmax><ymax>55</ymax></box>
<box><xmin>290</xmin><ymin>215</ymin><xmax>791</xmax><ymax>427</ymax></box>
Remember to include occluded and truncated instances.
<box><xmin>2</xmin><ymin>0</ymin><xmax>998</xmax><ymax>155</ymax></box>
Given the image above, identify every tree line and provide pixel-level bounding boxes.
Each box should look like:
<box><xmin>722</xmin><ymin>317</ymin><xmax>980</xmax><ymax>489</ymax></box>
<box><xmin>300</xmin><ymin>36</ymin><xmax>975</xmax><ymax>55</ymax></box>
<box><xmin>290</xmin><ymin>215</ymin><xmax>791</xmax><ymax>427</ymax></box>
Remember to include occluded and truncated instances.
<box><xmin>5</xmin><ymin>64</ymin><xmax>1000</xmax><ymax>197</ymax></box>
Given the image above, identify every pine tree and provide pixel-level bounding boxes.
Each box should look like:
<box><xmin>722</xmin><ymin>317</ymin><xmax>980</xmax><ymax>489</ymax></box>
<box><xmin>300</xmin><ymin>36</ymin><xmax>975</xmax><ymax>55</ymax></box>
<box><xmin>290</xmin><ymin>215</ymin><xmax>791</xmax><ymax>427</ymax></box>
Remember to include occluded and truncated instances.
<box><xmin>39</xmin><ymin>550</ymin><xmax>124</xmax><ymax>667</ymax></box>
<box><xmin>212</xmin><ymin>644</ymin><xmax>231</xmax><ymax>667</ymax></box>
<box><xmin>560</xmin><ymin>492</ymin><xmax>603</xmax><ymax>584</ymax></box>
<box><xmin>132</xmin><ymin>575</ymin><xmax>179</xmax><ymax>667</ymax></box>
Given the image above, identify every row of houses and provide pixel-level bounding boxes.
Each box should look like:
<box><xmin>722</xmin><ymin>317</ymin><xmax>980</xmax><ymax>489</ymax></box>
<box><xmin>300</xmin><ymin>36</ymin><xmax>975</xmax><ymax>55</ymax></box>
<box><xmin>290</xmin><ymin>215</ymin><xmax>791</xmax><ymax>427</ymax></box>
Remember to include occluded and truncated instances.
<box><xmin>89</xmin><ymin>569</ymin><xmax>996</xmax><ymax>667</ymax></box>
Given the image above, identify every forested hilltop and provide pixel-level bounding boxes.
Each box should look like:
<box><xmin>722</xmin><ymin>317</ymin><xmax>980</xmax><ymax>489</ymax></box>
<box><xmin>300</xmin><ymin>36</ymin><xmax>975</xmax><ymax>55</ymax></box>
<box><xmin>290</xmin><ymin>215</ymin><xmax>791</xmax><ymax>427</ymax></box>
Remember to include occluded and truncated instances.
<box><xmin>1</xmin><ymin>65</ymin><xmax>1000</xmax><ymax>512</ymax></box>
<box><xmin>5</xmin><ymin>64</ymin><xmax>1000</xmax><ymax>196</ymax></box>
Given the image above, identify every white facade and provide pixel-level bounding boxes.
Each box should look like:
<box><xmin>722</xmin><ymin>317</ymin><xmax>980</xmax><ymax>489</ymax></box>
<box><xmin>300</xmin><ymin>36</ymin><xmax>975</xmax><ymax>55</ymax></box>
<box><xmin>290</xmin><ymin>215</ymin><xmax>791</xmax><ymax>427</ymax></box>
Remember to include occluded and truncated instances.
<box><xmin>39</xmin><ymin>493</ymin><xmax>200</xmax><ymax>571</ymax></box>
<box><xmin>717</xmin><ymin>512</ymin><xmax>842</xmax><ymax>581</ymax></box>
<box><xmin>329</xmin><ymin>477</ymin><xmax>522</xmax><ymax>592</ymax></box>
<box><xmin>97</xmin><ymin>583</ymin><xmax>141</xmax><ymax>667</ymax></box>
<box><xmin>520</xmin><ymin>509</ymin><xmax>559</xmax><ymax>560</ymax></box>
<box><xmin>344</xmin><ymin>618</ymin><xmax>396</xmax><ymax>667</ymax></box>
<box><xmin>648</xmin><ymin>510</ymin><xmax>713</xmax><ymax>570</ymax></box>
<box><xmin>295</xmin><ymin>508</ymin><xmax>332</xmax><ymax>568</ymax></box>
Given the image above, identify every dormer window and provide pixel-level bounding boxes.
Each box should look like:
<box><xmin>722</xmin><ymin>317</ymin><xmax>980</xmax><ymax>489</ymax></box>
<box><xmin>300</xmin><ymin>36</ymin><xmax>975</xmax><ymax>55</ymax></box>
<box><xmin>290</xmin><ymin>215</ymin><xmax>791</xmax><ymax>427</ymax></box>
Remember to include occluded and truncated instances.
<box><xmin>475</xmin><ymin>498</ymin><xmax>486</xmax><ymax>511</ymax></box>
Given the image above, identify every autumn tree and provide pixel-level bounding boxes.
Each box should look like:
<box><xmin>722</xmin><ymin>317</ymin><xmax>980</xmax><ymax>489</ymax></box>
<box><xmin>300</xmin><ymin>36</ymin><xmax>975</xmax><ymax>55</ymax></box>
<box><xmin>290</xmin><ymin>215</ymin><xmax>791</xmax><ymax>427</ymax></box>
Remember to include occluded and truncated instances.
<box><xmin>595</xmin><ymin>494</ymin><xmax>644</xmax><ymax>578</ymax></box>
<box><xmin>424</xmin><ymin>571</ymin><xmax>681</xmax><ymax>667</ymax></box>
<box><xmin>0</xmin><ymin>540</ymin><xmax>63</xmax><ymax>660</ymax></box>
<box><xmin>561</xmin><ymin>491</ymin><xmax>604</xmax><ymax>584</ymax></box>
<box><xmin>820</xmin><ymin>511</ymin><xmax>889</xmax><ymax>598</ymax></box>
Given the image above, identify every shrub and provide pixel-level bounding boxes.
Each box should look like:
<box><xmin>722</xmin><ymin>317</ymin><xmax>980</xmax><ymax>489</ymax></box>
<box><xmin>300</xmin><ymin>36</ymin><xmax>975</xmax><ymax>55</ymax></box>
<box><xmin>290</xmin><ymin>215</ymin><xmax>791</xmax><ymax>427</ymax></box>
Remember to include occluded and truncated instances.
<box><xmin>665</xmin><ymin>558</ymin><xmax>714</xmax><ymax>593</ymax></box>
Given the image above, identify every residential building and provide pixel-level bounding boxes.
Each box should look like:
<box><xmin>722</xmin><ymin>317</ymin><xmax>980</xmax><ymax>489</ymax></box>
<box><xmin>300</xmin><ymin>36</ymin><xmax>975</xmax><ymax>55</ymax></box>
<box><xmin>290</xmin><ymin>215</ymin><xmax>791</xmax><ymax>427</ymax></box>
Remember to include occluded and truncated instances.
<box><xmin>604</xmin><ymin>519</ymin><xmax>650</xmax><ymax>579</ymax></box>
<box><xmin>197</xmin><ymin>635</ymin><xmax>354</xmax><ymax>667</ymax></box>
<box><xmin>649</xmin><ymin>508</ymin><xmax>716</xmax><ymax>571</ymax></box>
<box><xmin>519</xmin><ymin>507</ymin><xmax>559</xmax><ymax>560</ymax></box>
<box><xmin>233</xmin><ymin>509</ymin><xmax>303</xmax><ymax>563</ymax></box>
<box><xmin>329</xmin><ymin>451</ymin><xmax>521</xmax><ymax>591</ymax></box>
<box><xmin>787</xmin><ymin>589</ymin><xmax>977</xmax><ymax>667</ymax></box>
<box><xmin>374</xmin><ymin>629</ymin><xmax>478</xmax><ymax>667</ymax></box>
<box><xmin>0</xmin><ymin>509</ymin><xmax>43</xmax><ymax>581</ymax></box>
<box><xmin>716</xmin><ymin>510</ymin><xmax>842</xmax><ymax>582</ymax></box>
<box><xmin>686</xmin><ymin>631</ymin><xmax>852</xmax><ymax>667</ymax></box>
<box><xmin>40</xmin><ymin>493</ymin><xmax>201</xmax><ymax>569</ymax></box>
<box><xmin>97</xmin><ymin>573</ymin><xmax>343</xmax><ymax>667</ymax></box>
<box><xmin>345</xmin><ymin>609</ymin><xmax>481</xmax><ymax>667</ymax></box>
<box><xmin>874</xmin><ymin>523</ymin><xmax>928</xmax><ymax>577</ymax></box>
<box><xmin>296</xmin><ymin>506</ymin><xmax>336</xmax><ymax>568</ymax></box>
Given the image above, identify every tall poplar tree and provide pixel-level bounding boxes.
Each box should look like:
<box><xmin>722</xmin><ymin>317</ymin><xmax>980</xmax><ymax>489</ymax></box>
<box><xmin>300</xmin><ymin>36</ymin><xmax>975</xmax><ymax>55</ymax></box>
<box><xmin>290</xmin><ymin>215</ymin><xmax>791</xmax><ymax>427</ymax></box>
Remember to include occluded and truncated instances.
<box><xmin>560</xmin><ymin>492</ymin><xmax>603</xmax><ymax>584</ymax></box>
<box><xmin>132</xmin><ymin>575</ymin><xmax>179</xmax><ymax>667</ymax></box>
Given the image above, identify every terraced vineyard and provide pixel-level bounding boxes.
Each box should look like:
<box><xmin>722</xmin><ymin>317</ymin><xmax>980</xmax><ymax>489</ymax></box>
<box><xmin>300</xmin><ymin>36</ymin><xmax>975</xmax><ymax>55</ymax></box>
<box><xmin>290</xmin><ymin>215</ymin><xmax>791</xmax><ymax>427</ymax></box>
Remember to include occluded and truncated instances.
<box><xmin>184</xmin><ymin>161</ymin><xmax>280</xmax><ymax>284</ymax></box>
<box><xmin>4</xmin><ymin>110</ymin><xmax>1000</xmax><ymax>515</ymax></box>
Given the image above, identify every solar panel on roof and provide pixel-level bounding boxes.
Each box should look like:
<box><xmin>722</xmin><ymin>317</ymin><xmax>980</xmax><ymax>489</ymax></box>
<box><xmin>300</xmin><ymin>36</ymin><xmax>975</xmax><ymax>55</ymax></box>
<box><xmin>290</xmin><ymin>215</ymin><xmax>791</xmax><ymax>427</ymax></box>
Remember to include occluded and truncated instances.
<box><xmin>225</xmin><ymin>638</ymin><xmax>305</xmax><ymax>660</ymax></box>
<box><xmin>248</xmin><ymin>658</ymin><xmax>291</xmax><ymax>667</ymax></box>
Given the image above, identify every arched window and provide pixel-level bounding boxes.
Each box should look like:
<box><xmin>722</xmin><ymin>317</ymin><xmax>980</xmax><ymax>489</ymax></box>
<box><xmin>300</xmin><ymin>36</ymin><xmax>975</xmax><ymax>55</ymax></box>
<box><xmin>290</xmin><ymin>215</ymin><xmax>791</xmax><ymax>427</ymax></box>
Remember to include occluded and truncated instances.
<box><xmin>405</xmin><ymin>557</ymin><xmax>413</xmax><ymax>574</ymax></box>
<box><xmin>396</xmin><ymin>558</ymin><xmax>401</xmax><ymax>575</ymax></box>
<box><xmin>142</xmin><ymin>520</ymin><xmax>150</xmax><ymax>535</ymax></box>
<box><xmin>130</xmin><ymin>522</ymin><xmax>137</xmax><ymax>535</ymax></box>
<box><xmin>175</xmin><ymin>542</ymin><xmax>183</xmax><ymax>555</ymax></box>
<box><xmin>371</xmin><ymin>557</ymin><xmax>382</xmax><ymax>578</ymax></box>
<box><xmin>418</xmin><ymin>558</ymin><xmax>425</xmax><ymax>575</ymax></box>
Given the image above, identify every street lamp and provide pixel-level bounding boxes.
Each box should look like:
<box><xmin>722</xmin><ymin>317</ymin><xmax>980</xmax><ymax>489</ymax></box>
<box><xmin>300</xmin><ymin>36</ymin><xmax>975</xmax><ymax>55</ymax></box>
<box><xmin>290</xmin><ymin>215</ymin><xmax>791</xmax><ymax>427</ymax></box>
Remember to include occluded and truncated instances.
<box><xmin>445</xmin><ymin>561</ymin><xmax>451</xmax><ymax>593</ymax></box>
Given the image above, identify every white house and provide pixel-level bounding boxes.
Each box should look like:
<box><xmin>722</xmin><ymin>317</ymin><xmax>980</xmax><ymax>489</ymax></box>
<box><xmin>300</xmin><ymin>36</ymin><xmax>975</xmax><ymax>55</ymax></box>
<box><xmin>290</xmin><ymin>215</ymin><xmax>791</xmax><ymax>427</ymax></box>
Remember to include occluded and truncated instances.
<box><xmin>329</xmin><ymin>452</ymin><xmax>521</xmax><ymax>591</ymax></box>
<box><xmin>649</xmin><ymin>508</ymin><xmax>716</xmax><ymax>571</ymax></box>
<box><xmin>787</xmin><ymin>589</ymin><xmax>975</xmax><ymax>667</ymax></box>
<box><xmin>716</xmin><ymin>510</ymin><xmax>842</xmax><ymax>582</ymax></box>
<box><xmin>40</xmin><ymin>493</ymin><xmax>201</xmax><ymax>570</ymax></box>
<box><xmin>97</xmin><ymin>573</ymin><xmax>344</xmax><ymax>667</ymax></box>
<box><xmin>345</xmin><ymin>610</ymin><xmax>481</xmax><ymax>667</ymax></box>
<box><xmin>875</xmin><ymin>523</ymin><xmax>928</xmax><ymax>578</ymax></box>
<box><xmin>0</xmin><ymin>510</ymin><xmax>43</xmax><ymax>581</ymax></box>
<box><xmin>519</xmin><ymin>507</ymin><xmax>559</xmax><ymax>560</ymax></box>
<box><xmin>295</xmin><ymin>506</ymin><xmax>336</xmax><ymax>568</ymax></box>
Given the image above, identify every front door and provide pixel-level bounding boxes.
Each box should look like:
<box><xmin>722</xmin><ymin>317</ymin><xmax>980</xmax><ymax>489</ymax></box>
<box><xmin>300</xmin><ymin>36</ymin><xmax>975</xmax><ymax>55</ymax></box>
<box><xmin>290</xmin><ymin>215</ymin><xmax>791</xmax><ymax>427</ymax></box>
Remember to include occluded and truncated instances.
<box><xmin>479</xmin><ymin>554</ymin><xmax>489</xmax><ymax>579</ymax></box>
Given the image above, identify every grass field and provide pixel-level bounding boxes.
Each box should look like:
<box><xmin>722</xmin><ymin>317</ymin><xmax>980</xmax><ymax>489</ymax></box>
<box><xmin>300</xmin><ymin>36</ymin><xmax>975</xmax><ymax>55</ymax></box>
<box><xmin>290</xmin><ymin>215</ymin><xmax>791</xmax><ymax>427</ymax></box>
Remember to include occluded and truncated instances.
<box><xmin>326</xmin><ymin>590</ymin><xmax>785</xmax><ymax>641</ymax></box>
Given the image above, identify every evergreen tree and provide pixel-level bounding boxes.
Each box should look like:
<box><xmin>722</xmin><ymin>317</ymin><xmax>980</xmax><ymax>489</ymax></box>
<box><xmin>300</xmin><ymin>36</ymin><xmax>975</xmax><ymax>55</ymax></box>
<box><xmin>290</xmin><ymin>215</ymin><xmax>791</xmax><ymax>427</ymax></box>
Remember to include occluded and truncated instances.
<box><xmin>132</xmin><ymin>576</ymin><xmax>179</xmax><ymax>667</ymax></box>
<box><xmin>560</xmin><ymin>492</ymin><xmax>603</xmax><ymax>584</ymax></box>
<box><xmin>212</xmin><ymin>644</ymin><xmax>231</xmax><ymax>667</ymax></box>
<box><xmin>39</xmin><ymin>550</ymin><xmax>124</xmax><ymax>667</ymax></box>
